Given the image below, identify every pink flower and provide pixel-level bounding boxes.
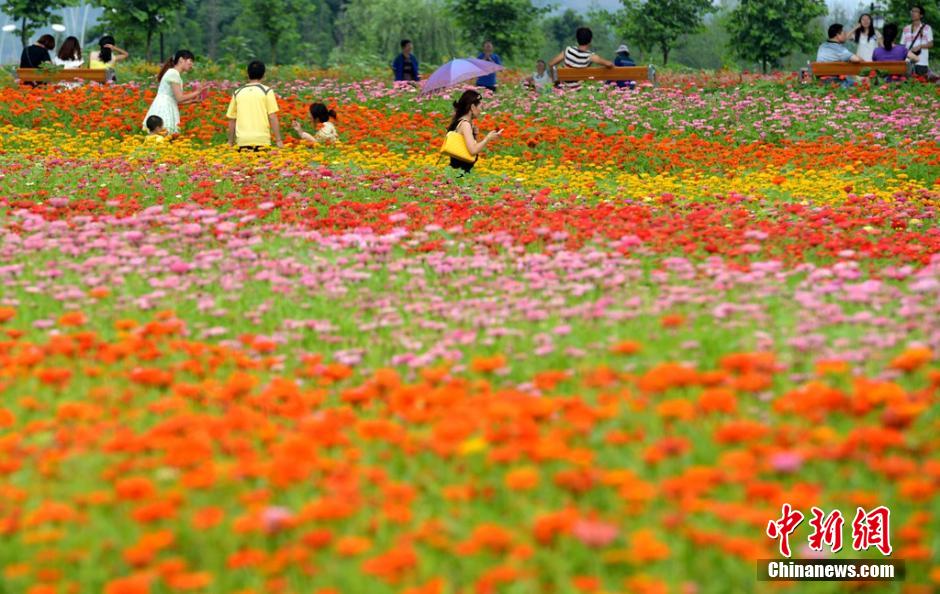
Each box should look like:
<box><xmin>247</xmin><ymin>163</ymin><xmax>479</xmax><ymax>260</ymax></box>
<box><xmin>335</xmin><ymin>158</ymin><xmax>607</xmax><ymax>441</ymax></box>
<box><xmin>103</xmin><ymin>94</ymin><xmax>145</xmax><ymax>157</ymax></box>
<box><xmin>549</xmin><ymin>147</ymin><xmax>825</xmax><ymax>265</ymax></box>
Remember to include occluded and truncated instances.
<box><xmin>572</xmin><ymin>519</ymin><xmax>619</xmax><ymax>548</ymax></box>
<box><xmin>261</xmin><ymin>506</ymin><xmax>294</xmax><ymax>534</ymax></box>
<box><xmin>770</xmin><ymin>451</ymin><xmax>803</xmax><ymax>473</ymax></box>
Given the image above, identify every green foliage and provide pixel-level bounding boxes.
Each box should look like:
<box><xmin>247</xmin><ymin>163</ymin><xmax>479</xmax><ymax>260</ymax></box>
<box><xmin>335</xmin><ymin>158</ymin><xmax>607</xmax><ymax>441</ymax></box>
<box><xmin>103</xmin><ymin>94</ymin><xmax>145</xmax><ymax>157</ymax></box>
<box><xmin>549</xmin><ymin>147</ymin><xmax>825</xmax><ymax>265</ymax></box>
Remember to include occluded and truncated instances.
<box><xmin>670</xmin><ymin>10</ymin><xmax>736</xmax><ymax>70</ymax></box>
<box><xmin>1</xmin><ymin>0</ymin><xmax>67</xmax><ymax>46</ymax></box>
<box><xmin>615</xmin><ymin>0</ymin><xmax>714</xmax><ymax>65</ymax></box>
<box><xmin>538</xmin><ymin>8</ymin><xmax>618</xmax><ymax>63</ymax></box>
<box><xmin>335</xmin><ymin>0</ymin><xmax>461</xmax><ymax>68</ymax></box>
<box><xmin>885</xmin><ymin>0</ymin><xmax>940</xmax><ymax>27</ymax></box>
<box><xmin>727</xmin><ymin>0</ymin><xmax>826</xmax><ymax>73</ymax></box>
<box><xmin>94</xmin><ymin>0</ymin><xmax>185</xmax><ymax>60</ymax></box>
<box><xmin>242</xmin><ymin>0</ymin><xmax>297</xmax><ymax>64</ymax></box>
<box><xmin>450</xmin><ymin>0</ymin><xmax>547</xmax><ymax>60</ymax></box>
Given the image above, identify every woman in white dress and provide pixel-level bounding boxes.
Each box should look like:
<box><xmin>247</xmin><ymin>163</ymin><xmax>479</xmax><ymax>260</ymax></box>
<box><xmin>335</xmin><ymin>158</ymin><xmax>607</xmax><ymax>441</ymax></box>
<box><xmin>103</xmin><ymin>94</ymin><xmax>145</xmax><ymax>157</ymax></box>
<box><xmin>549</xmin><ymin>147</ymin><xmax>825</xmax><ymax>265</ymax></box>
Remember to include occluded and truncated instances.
<box><xmin>853</xmin><ymin>13</ymin><xmax>882</xmax><ymax>61</ymax></box>
<box><xmin>142</xmin><ymin>50</ymin><xmax>203</xmax><ymax>135</ymax></box>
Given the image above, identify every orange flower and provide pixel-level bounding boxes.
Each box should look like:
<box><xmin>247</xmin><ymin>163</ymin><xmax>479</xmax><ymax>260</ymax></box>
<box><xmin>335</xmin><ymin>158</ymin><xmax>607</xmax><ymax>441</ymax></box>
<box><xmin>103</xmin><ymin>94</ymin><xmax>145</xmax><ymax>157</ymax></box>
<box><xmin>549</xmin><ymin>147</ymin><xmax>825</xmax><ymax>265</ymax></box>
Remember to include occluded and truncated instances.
<box><xmin>361</xmin><ymin>545</ymin><xmax>418</xmax><ymax>583</ymax></box>
<box><xmin>115</xmin><ymin>477</ymin><xmax>156</xmax><ymax>501</ymax></box>
<box><xmin>698</xmin><ymin>387</ymin><xmax>738</xmax><ymax>414</ymax></box>
<box><xmin>889</xmin><ymin>347</ymin><xmax>933</xmax><ymax>372</ymax></box>
<box><xmin>628</xmin><ymin>528</ymin><xmax>671</xmax><ymax>562</ymax></box>
<box><xmin>335</xmin><ymin>535</ymin><xmax>372</xmax><ymax>556</ymax></box>
<box><xmin>470</xmin><ymin>355</ymin><xmax>506</xmax><ymax>373</ymax></box>
<box><xmin>815</xmin><ymin>359</ymin><xmax>850</xmax><ymax>375</ymax></box>
<box><xmin>165</xmin><ymin>571</ymin><xmax>212</xmax><ymax>590</ymax></box>
<box><xmin>458</xmin><ymin>524</ymin><xmax>515</xmax><ymax>554</ymax></box>
<box><xmin>655</xmin><ymin>398</ymin><xmax>696</xmax><ymax>421</ymax></box>
<box><xmin>191</xmin><ymin>507</ymin><xmax>224</xmax><ymax>530</ymax></box>
<box><xmin>0</xmin><ymin>408</ymin><xmax>14</xmax><ymax>428</ymax></box>
<box><xmin>533</xmin><ymin>509</ymin><xmax>578</xmax><ymax>544</ymax></box>
<box><xmin>660</xmin><ymin>314</ymin><xmax>686</xmax><ymax>328</ymax></box>
<box><xmin>609</xmin><ymin>340</ymin><xmax>642</xmax><ymax>355</ymax></box>
<box><xmin>35</xmin><ymin>368</ymin><xmax>72</xmax><ymax>388</ymax></box>
<box><xmin>57</xmin><ymin>312</ymin><xmax>87</xmax><ymax>327</ymax></box>
<box><xmin>0</xmin><ymin>307</ymin><xmax>15</xmax><ymax>323</ymax></box>
<box><xmin>88</xmin><ymin>287</ymin><xmax>111</xmax><ymax>299</ymax></box>
<box><xmin>104</xmin><ymin>574</ymin><xmax>151</xmax><ymax>594</ymax></box>
<box><xmin>504</xmin><ymin>467</ymin><xmax>540</xmax><ymax>491</ymax></box>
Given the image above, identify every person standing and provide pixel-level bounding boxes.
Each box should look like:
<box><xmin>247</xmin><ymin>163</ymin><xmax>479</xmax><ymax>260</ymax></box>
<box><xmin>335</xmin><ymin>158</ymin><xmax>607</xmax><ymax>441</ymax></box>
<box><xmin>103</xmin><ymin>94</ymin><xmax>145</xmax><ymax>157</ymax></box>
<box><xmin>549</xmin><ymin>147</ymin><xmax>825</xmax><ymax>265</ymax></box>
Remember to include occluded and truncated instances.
<box><xmin>902</xmin><ymin>5</ymin><xmax>933</xmax><ymax>77</ymax></box>
<box><xmin>226</xmin><ymin>60</ymin><xmax>283</xmax><ymax>150</ymax></box>
<box><xmin>852</xmin><ymin>14</ymin><xmax>882</xmax><ymax>61</ymax></box>
<box><xmin>392</xmin><ymin>39</ymin><xmax>420</xmax><ymax>82</ymax></box>
<box><xmin>475</xmin><ymin>40</ymin><xmax>502</xmax><ymax>92</ymax></box>
<box><xmin>142</xmin><ymin>50</ymin><xmax>203</xmax><ymax>135</ymax></box>
<box><xmin>88</xmin><ymin>35</ymin><xmax>129</xmax><ymax>69</ymax></box>
<box><xmin>19</xmin><ymin>34</ymin><xmax>55</xmax><ymax>68</ymax></box>
<box><xmin>548</xmin><ymin>27</ymin><xmax>614</xmax><ymax>88</ymax></box>
<box><xmin>53</xmin><ymin>36</ymin><xmax>83</xmax><ymax>68</ymax></box>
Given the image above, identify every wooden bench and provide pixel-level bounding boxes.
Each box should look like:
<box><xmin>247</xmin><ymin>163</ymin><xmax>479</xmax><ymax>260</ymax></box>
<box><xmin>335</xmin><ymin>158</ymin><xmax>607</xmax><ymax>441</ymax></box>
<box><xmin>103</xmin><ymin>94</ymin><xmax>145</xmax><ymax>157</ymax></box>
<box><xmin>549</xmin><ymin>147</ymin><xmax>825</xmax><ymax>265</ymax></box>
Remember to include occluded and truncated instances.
<box><xmin>556</xmin><ymin>65</ymin><xmax>656</xmax><ymax>85</ymax></box>
<box><xmin>809</xmin><ymin>61</ymin><xmax>908</xmax><ymax>78</ymax></box>
<box><xmin>16</xmin><ymin>68</ymin><xmax>112</xmax><ymax>84</ymax></box>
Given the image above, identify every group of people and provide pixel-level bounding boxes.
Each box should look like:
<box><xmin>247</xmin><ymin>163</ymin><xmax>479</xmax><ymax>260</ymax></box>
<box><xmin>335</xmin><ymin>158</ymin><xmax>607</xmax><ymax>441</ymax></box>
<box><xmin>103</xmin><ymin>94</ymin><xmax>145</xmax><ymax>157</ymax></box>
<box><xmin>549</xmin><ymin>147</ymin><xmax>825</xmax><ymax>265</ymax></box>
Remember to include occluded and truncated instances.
<box><xmin>20</xmin><ymin>34</ymin><xmax>128</xmax><ymax>72</ymax></box>
<box><xmin>392</xmin><ymin>27</ymin><xmax>637</xmax><ymax>93</ymax></box>
<box><xmin>817</xmin><ymin>5</ymin><xmax>933</xmax><ymax>77</ymax></box>
<box><xmin>392</xmin><ymin>38</ymin><xmax>503</xmax><ymax>91</ymax></box>
<box><xmin>141</xmin><ymin>52</ymin><xmax>338</xmax><ymax>150</ymax></box>
<box><xmin>442</xmin><ymin>25</ymin><xmax>632</xmax><ymax>177</ymax></box>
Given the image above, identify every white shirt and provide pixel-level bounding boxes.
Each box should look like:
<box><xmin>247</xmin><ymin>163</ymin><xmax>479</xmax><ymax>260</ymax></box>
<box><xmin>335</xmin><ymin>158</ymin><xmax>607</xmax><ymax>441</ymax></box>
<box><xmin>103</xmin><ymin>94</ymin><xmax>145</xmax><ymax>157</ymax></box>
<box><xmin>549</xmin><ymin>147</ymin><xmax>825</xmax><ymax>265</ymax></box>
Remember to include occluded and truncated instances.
<box><xmin>532</xmin><ymin>70</ymin><xmax>551</xmax><ymax>89</ymax></box>
<box><xmin>855</xmin><ymin>32</ymin><xmax>880</xmax><ymax>61</ymax></box>
<box><xmin>52</xmin><ymin>56</ymin><xmax>83</xmax><ymax>69</ymax></box>
<box><xmin>902</xmin><ymin>23</ymin><xmax>933</xmax><ymax>65</ymax></box>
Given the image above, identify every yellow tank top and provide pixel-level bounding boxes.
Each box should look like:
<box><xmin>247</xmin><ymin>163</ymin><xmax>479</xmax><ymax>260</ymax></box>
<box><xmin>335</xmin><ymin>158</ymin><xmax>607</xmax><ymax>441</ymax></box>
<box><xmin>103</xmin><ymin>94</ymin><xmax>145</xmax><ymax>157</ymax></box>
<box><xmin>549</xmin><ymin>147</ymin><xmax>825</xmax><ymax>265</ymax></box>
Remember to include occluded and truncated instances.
<box><xmin>88</xmin><ymin>52</ymin><xmax>112</xmax><ymax>70</ymax></box>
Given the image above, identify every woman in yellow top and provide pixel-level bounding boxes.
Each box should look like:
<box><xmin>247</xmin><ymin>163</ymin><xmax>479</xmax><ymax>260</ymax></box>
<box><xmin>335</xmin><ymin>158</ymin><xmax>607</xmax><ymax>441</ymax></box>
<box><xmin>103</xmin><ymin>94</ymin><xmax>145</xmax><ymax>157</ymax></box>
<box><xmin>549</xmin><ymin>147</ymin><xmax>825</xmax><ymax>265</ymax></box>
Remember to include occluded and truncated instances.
<box><xmin>88</xmin><ymin>35</ymin><xmax>129</xmax><ymax>70</ymax></box>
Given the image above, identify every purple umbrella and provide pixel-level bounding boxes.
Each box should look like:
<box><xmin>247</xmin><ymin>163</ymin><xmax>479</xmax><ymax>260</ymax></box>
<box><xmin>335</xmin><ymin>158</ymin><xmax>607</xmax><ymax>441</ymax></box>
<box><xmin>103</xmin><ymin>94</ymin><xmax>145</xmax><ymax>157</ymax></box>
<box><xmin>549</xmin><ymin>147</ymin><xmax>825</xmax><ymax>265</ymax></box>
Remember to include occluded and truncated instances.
<box><xmin>421</xmin><ymin>58</ymin><xmax>505</xmax><ymax>94</ymax></box>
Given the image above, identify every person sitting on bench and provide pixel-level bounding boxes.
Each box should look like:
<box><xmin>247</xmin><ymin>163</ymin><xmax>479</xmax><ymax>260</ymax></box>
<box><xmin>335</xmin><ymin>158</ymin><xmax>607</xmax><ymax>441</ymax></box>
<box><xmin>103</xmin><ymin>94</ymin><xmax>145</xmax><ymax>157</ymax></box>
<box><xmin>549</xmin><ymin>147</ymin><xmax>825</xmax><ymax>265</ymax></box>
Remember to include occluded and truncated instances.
<box><xmin>548</xmin><ymin>27</ymin><xmax>613</xmax><ymax>88</ymax></box>
<box><xmin>817</xmin><ymin>23</ymin><xmax>862</xmax><ymax>63</ymax></box>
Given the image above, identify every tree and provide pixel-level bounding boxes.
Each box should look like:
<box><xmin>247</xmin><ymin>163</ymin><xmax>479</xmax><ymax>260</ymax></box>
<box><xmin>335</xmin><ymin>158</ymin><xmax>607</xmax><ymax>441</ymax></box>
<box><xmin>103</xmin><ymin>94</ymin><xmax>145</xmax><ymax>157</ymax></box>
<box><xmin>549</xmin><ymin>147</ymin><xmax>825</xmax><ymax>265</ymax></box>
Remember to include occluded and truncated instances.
<box><xmin>727</xmin><ymin>0</ymin><xmax>826</xmax><ymax>73</ymax></box>
<box><xmin>93</xmin><ymin>0</ymin><xmax>185</xmax><ymax>61</ymax></box>
<box><xmin>616</xmin><ymin>0</ymin><xmax>713</xmax><ymax>65</ymax></box>
<box><xmin>2</xmin><ymin>0</ymin><xmax>67</xmax><ymax>47</ymax></box>
<box><xmin>543</xmin><ymin>8</ymin><xmax>581</xmax><ymax>51</ymax></box>
<box><xmin>243</xmin><ymin>0</ymin><xmax>297</xmax><ymax>65</ymax></box>
<box><xmin>335</xmin><ymin>0</ymin><xmax>460</xmax><ymax>67</ymax></box>
<box><xmin>671</xmin><ymin>8</ymin><xmax>735</xmax><ymax>69</ymax></box>
<box><xmin>885</xmin><ymin>0</ymin><xmax>940</xmax><ymax>27</ymax></box>
<box><xmin>451</xmin><ymin>0</ymin><xmax>546</xmax><ymax>60</ymax></box>
<box><xmin>539</xmin><ymin>8</ymin><xmax>616</xmax><ymax>62</ymax></box>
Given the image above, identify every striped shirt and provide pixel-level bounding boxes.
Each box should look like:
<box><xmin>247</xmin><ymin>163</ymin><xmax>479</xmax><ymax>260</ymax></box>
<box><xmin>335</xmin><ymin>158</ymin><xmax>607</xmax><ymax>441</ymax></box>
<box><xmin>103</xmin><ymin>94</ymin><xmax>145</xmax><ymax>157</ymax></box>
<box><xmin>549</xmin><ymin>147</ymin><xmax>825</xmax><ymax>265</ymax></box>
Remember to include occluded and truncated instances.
<box><xmin>564</xmin><ymin>46</ymin><xmax>593</xmax><ymax>68</ymax></box>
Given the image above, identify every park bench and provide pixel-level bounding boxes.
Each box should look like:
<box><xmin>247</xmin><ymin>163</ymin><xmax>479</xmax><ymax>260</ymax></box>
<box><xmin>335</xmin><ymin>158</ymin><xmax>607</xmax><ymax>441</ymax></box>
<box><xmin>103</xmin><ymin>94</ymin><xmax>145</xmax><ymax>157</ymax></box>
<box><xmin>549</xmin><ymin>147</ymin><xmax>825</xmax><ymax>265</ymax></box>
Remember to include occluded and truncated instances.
<box><xmin>555</xmin><ymin>65</ymin><xmax>656</xmax><ymax>86</ymax></box>
<box><xmin>808</xmin><ymin>61</ymin><xmax>908</xmax><ymax>79</ymax></box>
<box><xmin>16</xmin><ymin>68</ymin><xmax>113</xmax><ymax>84</ymax></box>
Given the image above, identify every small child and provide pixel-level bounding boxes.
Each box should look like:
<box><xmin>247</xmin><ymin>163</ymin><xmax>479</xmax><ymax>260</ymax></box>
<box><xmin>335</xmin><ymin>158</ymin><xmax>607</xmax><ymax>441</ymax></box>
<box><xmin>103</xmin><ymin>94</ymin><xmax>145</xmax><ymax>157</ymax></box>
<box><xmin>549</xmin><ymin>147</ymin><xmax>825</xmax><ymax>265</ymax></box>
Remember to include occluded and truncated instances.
<box><xmin>145</xmin><ymin>115</ymin><xmax>167</xmax><ymax>144</ymax></box>
<box><xmin>293</xmin><ymin>103</ymin><xmax>338</xmax><ymax>144</ymax></box>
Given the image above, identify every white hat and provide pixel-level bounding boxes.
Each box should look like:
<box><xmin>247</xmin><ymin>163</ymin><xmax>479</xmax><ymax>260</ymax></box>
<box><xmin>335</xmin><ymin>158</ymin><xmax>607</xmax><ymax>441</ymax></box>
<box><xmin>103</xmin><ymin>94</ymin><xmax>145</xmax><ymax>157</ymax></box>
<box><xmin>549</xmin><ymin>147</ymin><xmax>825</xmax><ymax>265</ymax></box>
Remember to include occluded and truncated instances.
<box><xmin>616</xmin><ymin>44</ymin><xmax>630</xmax><ymax>54</ymax></box>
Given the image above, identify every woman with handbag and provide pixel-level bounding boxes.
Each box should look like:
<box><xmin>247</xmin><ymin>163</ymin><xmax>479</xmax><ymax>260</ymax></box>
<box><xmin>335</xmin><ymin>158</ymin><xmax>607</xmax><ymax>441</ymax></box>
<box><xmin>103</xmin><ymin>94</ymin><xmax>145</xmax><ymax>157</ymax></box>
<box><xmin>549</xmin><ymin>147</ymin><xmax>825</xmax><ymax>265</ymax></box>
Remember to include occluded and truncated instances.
<box><xmin>443</xmin><ymin>90</ymin><xmax>502</xmax><ymax>175</ymax></box>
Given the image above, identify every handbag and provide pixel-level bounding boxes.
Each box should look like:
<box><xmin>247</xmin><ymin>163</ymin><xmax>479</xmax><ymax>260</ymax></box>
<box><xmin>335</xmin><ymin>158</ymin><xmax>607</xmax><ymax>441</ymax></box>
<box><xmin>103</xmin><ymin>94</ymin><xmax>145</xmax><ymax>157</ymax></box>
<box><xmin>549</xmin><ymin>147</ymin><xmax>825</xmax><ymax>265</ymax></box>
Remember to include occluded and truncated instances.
<box><xmin>440</xmin><ymin>129</ymin><xmax>475</xmax><ymax>163</ymax></box>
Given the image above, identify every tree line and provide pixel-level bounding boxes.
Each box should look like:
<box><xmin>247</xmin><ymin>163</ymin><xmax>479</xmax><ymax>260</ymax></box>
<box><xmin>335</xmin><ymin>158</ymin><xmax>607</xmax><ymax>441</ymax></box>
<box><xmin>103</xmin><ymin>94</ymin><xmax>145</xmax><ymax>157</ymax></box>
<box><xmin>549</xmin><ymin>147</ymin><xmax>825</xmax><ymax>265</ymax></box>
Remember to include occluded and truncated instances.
<box><xmin>3</xmin><ymin>0</ymin><xmax>936</xmax><ymax>71</ymax></box>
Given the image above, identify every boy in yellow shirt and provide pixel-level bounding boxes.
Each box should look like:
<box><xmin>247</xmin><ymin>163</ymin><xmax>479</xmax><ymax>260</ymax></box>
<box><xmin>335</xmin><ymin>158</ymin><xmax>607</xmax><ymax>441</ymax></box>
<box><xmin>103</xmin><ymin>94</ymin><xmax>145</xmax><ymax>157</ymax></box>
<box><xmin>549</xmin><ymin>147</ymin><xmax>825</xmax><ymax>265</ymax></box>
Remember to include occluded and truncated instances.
<box><xmin>226</xmin><ymin>61</ymin><xmax>283</xmax><ymax>150</ymax></box>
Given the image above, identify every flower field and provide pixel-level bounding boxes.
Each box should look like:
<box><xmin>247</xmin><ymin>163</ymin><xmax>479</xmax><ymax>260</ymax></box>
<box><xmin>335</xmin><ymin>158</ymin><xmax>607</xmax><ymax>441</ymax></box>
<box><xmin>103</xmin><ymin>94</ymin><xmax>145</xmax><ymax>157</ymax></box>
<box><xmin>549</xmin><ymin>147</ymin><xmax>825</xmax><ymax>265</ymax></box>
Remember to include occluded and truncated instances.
<box><xmin>0</xmin><ymin>77</ymin><xmax>938</xmax><ymax>594</ymax></box>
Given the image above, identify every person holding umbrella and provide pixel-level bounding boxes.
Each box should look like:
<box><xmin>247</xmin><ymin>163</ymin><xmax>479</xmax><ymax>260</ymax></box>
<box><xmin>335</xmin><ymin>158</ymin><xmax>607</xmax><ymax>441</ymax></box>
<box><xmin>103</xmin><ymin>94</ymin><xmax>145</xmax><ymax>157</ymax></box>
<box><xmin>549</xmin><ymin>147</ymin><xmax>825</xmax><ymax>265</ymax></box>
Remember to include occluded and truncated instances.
<box><xmin>445</xmin><ymin>89</ymin><xmax>502</xmax><ymax>175</ymax></box>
